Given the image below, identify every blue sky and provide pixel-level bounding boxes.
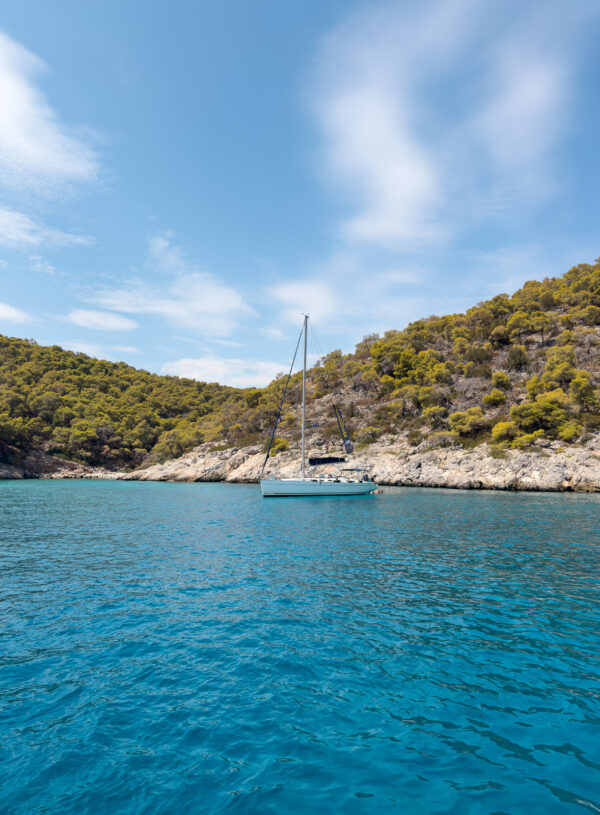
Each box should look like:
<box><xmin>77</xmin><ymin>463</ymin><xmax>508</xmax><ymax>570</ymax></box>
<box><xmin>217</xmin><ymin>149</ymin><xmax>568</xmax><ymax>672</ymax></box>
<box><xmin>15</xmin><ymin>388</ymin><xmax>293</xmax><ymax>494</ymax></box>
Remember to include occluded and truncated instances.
<box><xmin>0</xmin><ymin>0</ymin><xmax>599</xmax><ymax>386</ymax></box>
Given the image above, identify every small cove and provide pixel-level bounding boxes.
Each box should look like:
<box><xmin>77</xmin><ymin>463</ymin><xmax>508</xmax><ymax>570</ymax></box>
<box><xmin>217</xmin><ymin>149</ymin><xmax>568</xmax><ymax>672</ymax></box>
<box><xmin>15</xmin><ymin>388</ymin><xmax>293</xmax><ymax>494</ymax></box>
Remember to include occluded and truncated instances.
<box><xmin>1</xmin><ymin>481</ymin><xmax>599</xmax><ymax>813</ymax></box>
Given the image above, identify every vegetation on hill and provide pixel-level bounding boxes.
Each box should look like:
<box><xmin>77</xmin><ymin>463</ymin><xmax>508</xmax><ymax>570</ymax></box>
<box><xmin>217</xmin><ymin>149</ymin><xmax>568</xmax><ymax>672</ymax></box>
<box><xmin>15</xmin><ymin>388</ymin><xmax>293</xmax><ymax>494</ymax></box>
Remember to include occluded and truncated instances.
<box><xmin>216</xmin><ymin>258</ymin><xmax>600</xmax><ymax>453</ymax></box>
<box><xmin>1</xmin><ymin>258</ymin><xmax>599</xmax><ymax>469</ymax></box>
<box><xmin>0</xmin><ymin>341</ymin><xmax>242</xmax><ymax>468</ymax></box>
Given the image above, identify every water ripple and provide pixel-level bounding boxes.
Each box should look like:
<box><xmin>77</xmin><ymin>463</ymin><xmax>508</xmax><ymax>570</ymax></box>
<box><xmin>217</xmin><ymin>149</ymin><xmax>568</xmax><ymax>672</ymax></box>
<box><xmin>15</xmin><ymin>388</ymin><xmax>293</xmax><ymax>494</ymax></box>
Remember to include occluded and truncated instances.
<box><xmin>1</xmin><ymin>481</ymin><xmax>599</xmax><ymax>813</ymax></box>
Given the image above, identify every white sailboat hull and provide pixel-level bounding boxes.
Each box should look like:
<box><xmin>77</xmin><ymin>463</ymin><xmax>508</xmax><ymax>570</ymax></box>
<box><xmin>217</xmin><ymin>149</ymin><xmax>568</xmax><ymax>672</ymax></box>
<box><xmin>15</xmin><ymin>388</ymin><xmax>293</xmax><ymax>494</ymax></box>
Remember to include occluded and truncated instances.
<box><xmin>260</xmin><ymin>478</ymin><xmax>377</xmax><ymax>497</ymax></box>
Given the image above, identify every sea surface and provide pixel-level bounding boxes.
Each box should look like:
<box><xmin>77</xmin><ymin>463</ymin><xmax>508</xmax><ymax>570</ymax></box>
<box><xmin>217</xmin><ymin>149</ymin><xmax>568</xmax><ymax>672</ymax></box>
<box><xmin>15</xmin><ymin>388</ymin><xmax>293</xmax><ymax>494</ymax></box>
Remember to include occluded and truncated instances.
<box><xmin>1</xmin><ymin>481</ymin><xmax>599</xmax><ymax>814</ymax></box>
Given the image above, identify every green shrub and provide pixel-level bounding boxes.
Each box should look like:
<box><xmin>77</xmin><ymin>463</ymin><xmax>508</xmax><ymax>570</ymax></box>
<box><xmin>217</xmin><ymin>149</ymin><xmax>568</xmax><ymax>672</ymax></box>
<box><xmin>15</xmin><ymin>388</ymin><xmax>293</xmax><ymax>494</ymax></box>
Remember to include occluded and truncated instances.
<box><xmin>490</xmin><ymin>325</ymin><xmax>509</xmax><ymax>346</ymax></box>
<box><xmin>464</xmin><ymin>361</ymin><xmax>491</xmax><ymax>378</ymax></box>
<box><xmin>507</xmin><ymin>345</ymin><xmax>529</xmax><ymax>370</ymax></box>
<box><xmin>280</xmin><ymin>413</ymin><xmax>296</xmax><ymax>427</ymax></box>
<box><xmin>491</xmin><ymin>371</ymin><xmax>511</xmax><ymax>391</ymax></box>
<box><xmin>491</xmin><ymin>421</ymin><xmax>518</xmax><ymax>442</ymax></box>
<box><xmin>512</xmin><ymin>430</ymin><xmax>545</xmax><ymax>449</ymax></box>
<box><xmin>449</xmin><ymin>406</ymin><xmax>486</xmax><ymax>436</ymax></box>
<box><xmin>558</xmin><ymin>420</ymin><xmax>582</xmax><ymax>443</ymax></box>
<box><xmin>418</xmin><ymin>386</ymin><xmax>444</xmax><ymax>408</ymax></box>
<box><xmin>380</xmin><ymin>374</ymin><xmax>396</xmax><ymax>394</ymax></box>
<box><xmin>526</xmin><ymin>375</ymin><xmax>546</xmax><ymax>399</ymax></box>
<box><xmin>570</xmin><ymin>371</ymin><xmax>597</xmax><ymax>411</ymax></box>
<box><xmin>483</xmin><ymin>388</ymin><xmax>506</xmax><ymax>407</ymax></box>
<box><xmin>579</xmin><ymin>305</ymin><xmax>600</xmax><ymax>326</ymax></box>
<box><xmin>267</xmin><ymin>437</ymin><xmax>289</xmax><ymax>455</ymax></box>
<box><xmin>464</xmin><ymin>344</ymin><xmax>492</xmax><ymax>363</ymax></box>
<box><xmin>510</xmin><ymin>388</ymin><xmax>572</xmax><ymax>437</ymax></box>
<box><xmin>507</xmin><ymin>311</ymin><xmax>532</xmax><ymax>342</ymax></box>
<box><xmin>245</xmin><ymin>389</ymin><xmax>261</xmax><ymax>408</ymax></box>
<box><xmin>542</xmin><ymin>346</ymin><xmax>577</xmax><ymax>388</ymax></box>
<box><xmin>422</xmin><ymin>406</ymin><xmax>447</xmax><ymax>427</ymax></box>
<box><xmin>431</xmin><ymin>362</ymin><xmax>452</xmax><ymax>384</ymax></box>
<box><xmin>397</xmin><ymin>385</ymin><xmax>421</xmax><ymax>412</ymax></box>
<box><xmin>556</xmin><ymin>330</ymin><xmax>574</xmax><ymax>346</ymax></box>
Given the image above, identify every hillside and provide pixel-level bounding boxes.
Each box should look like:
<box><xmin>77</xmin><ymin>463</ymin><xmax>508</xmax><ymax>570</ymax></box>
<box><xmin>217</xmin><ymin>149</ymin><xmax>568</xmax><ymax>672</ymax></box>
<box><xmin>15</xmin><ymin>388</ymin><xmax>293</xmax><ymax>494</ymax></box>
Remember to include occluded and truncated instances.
<box><xmin>0</xmin><ymin>341</ymin><xmax>243</xmax><ymax>469</ymax></box>
<box><xmin>214</xmin><ymin>257</ymin><xmax>600</xmax><ymax>455</ymax></box>
<box><xmin>1</xmin><ymin>257</ymin><xmax>599</xmax><ymax>473</ymax></box>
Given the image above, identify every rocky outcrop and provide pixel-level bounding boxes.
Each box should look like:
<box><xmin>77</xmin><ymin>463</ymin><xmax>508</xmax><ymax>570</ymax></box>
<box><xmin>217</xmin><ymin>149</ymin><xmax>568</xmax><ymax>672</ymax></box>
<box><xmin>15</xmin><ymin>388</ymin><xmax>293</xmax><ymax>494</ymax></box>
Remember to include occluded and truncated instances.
<box><xmin>120</xmin><ymin>444</ymin><xmax>266</xmax><ymax>483</ymax></box>
<box><xmin>120</xmin><ymin>435</ymin><xmax>600</xmax><ymax>492</ymax></box>
<box><xmin>0</xmin><ymin>443</ymin><xmax>118</xmax><ymax>480</ymax></box>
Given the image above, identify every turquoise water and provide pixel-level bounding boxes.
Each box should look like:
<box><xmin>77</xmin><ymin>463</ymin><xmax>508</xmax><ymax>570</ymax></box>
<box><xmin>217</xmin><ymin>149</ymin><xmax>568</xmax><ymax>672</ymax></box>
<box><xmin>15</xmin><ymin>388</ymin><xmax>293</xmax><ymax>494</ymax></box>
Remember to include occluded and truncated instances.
<box><xmin>1</xmin><ymin>481</ymin><xmax>599</xmax><ymax>814</ymax></box>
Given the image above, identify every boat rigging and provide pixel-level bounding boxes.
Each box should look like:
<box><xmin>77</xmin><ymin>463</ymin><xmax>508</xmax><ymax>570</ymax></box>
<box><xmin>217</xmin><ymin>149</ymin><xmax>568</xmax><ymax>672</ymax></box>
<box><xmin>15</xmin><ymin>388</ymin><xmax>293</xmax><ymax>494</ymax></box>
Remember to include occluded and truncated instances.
<box><xmin>260</xmin><ymin>315</ymin><xmax>377</xmax><ymax>497</ymax></box>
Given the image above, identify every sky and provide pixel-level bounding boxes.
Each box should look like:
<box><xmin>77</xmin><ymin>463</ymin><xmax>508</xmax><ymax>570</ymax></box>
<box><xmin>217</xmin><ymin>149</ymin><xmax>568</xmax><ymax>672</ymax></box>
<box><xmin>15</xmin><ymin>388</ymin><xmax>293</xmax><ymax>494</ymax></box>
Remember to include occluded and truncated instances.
<box><xmin>0</xmin><ymin>0</ymin><xmax>599</xmax><ymax>387</ymax></box>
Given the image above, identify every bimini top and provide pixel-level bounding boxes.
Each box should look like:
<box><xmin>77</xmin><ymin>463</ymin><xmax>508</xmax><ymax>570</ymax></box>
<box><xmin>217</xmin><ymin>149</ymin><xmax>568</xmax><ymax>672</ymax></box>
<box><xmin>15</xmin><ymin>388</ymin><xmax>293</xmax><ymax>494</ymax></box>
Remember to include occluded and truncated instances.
<box><xmin>308</xmin><ymin>456</ymin><xmax>346</xmax><ymax>466</ymax></box>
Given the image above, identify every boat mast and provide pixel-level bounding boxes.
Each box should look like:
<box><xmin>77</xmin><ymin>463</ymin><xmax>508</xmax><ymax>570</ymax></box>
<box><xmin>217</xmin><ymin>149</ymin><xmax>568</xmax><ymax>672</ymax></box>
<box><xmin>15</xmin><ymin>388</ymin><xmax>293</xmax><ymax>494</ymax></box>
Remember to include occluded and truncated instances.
<box><xmin>301</xmin><ymin>314</ymin><xmax>308</xmax><ymax>478</ymax></box>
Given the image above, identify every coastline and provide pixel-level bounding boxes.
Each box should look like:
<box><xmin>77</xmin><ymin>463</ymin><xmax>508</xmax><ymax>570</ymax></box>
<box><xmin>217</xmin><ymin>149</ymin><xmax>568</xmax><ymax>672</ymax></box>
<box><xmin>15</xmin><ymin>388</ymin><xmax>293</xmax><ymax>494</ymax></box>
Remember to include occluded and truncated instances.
<box><xmin>3</xmin><ymin>435</ymin><xmax>599</xmax><ymax>492</ymax></box>
<box><xmin>121</xmin><ymin>437</ymin><xmax>600</xmax><ymax>492</ymax></box>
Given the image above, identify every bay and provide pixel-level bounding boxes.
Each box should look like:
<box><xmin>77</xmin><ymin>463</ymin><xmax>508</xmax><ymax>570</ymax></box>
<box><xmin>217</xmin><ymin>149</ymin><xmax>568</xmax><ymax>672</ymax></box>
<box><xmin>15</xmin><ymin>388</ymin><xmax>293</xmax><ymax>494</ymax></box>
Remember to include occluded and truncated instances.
<box><xmin>1</xmin><ymin>481</ymin><xmax>599</xmax><ymax>814</ymax></box>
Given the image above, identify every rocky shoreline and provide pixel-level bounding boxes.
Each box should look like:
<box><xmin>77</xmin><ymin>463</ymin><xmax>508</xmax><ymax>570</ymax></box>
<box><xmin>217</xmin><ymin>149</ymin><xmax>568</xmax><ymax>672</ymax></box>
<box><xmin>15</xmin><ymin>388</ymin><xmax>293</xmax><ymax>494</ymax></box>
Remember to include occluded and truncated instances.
<box><xmin>4</xmin><ymin>435</ymin><xmax>598</xmax><ymax>492</ymax></box>
<box><xmin>119</xmin><ymin>437</ymin><xmax>600</xmax><ymax>492</ymax></box>
<box><xmin>0</xmin><ymin>449</ymin><xmax>118</xmax><ymax>481</ymax></box>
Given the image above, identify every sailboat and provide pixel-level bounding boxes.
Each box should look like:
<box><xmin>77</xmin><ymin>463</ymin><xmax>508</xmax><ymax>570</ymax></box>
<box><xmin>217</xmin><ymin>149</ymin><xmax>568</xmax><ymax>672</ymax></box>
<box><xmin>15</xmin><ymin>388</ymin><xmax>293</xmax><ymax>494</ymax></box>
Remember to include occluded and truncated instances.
<box><xmin>260</xmin><ymin>315</ymin><xmax>377</xmax><ymax>497</ymax></box>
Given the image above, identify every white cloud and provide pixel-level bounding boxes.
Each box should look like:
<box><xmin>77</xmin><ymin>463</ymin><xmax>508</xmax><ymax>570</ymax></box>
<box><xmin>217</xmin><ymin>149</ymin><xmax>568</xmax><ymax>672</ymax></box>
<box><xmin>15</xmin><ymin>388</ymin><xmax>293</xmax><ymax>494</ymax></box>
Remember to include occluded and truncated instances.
<box><xmin>147</xmin><ymin>231</ymin><xmax>189</xmax><ymax>276</ymax></box>
<box><xmin>267</xmin><ymin>251</ymin><xmax>425</xmax><ymax>337</ymax></box>
<box><xmin>163</xmin><ymin>356</ymin><xmax>285</xmax><ymax>388</ymax></box>
<box><xmin>0</xmin><ymin>300</ymin><xmax>29</xmax><ymax>323</ymax></box>
<box><xmin>58</xmin><ymin>341</ymin><xmax>140</xmax><ymax>360</ymax></box>
<box><xmin>61</xmin><ymin>340</ymin><xmax>105</xmax><ymax>357</ymax></box>
<box><xmin>0</xmin><ymin>30</ymin><xmax>99</xmax><ymax>197</ymax></box>
<box><xmin>67</xmin><ymin>309</ymin><xmax>138</xmax><ymax>332</ymax></box>
<box><xmin>212</xmin><ymin>338</ymin><xmax>245</xmax><ymax>347</ymax></box>
<box><xmin>459</xmin><ymin>246</ymin><xmax>581</xmax><ymax>301</ymax></box>
<box><xmin>29</xmin><ymin>254</ymin><xmax>55</xmax><ymax>275</ymax></box>
<box><xmin>266</xmin><ymin>246</ymin><xmax>567</xmax><ymax>347</ymax></box>
<box><xmin>91</xmin><ymin>233</ymin><xmax>252</xmax><ymax>337</ymax></box>
<box><xmin>473</xmin><ymin>48</ymin><xmax>566</xmax><ymax>197</ymax></box>
<box><xmin>311</xmin><ymin>0</ymin><xmax>462</xmax><ymax>247</ymax></box>
<box><xmin>112</xmin><ymin>345</ymin><xmax>140</xmax><ymax>354</ymax></box>
<box><xmin>94</xmin><ymin>274</ymin><xmax>249</xmax><ymax>336</ymax></box>
<box><xmin>311</xmin><ymin>0</ymin><xmax>588</xmax><ymax>248</ymax></box>
<box><xmin>320</xmin><ymin>87</ymin><xmax>442</xmax><ymax>245</ymax></box>
<box><xmin>0</xmin><ymin>207</ymin><xmax>93</xmax><ymax>250</ymax></box>
<box><xmin>271</xmin><ymin>278</ymin><xmax>338</xmax><ymax>325</ymax></box>
<box><xmin>268</xmin><ymin>0</ymin><xmax>598</xmax><ymax>350</ymax></box>
<box><xmin>259</xmin><ymin>325</ymin><xmax>286</xmax><ymax>341</ymax></box>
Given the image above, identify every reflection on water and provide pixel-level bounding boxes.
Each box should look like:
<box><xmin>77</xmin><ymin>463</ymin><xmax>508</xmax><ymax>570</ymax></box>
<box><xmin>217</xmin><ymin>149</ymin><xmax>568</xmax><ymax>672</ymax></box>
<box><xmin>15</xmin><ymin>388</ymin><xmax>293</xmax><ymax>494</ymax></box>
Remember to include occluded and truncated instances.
<box><xmin>1</xmin><ymin>481</ymin><xmax>599</xmax><ymax>813</ymax></box>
